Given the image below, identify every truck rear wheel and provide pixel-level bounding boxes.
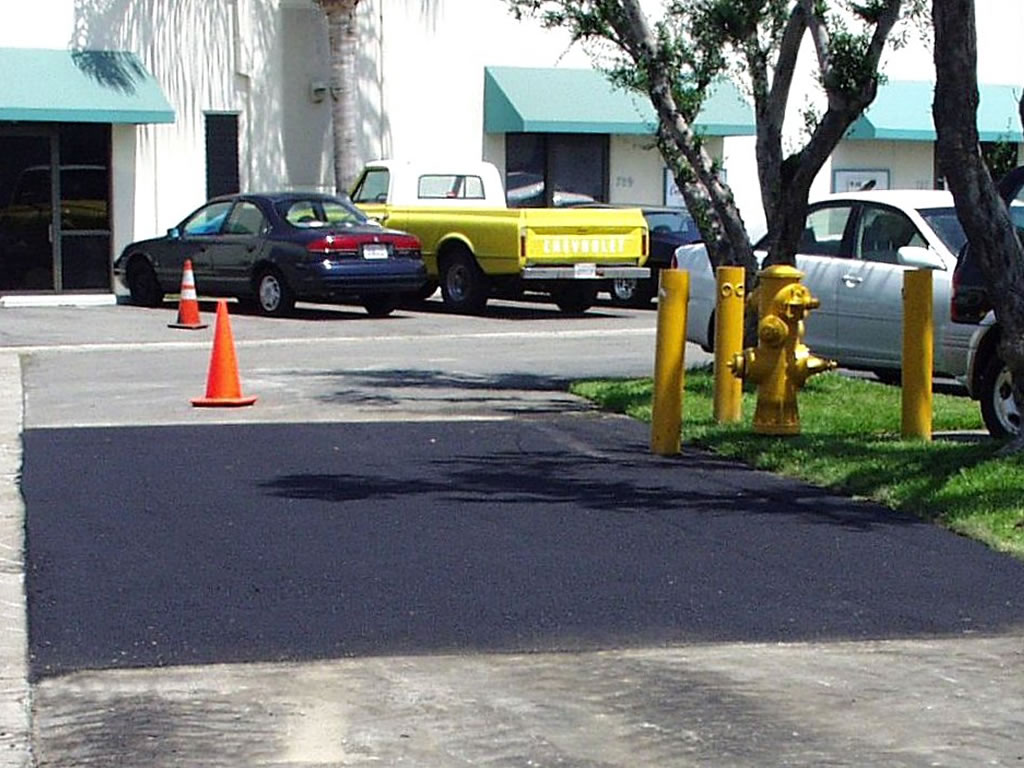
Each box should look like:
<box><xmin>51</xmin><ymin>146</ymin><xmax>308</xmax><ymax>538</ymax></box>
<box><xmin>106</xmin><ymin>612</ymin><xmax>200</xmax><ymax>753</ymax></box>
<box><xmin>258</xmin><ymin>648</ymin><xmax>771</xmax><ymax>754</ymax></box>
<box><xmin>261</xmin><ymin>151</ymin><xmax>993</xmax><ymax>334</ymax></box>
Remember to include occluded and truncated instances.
<box><xmin>440</xmin><ymin>251</ymin><xmax>488</xmax><ymax>313</ymax></box>
<box><xmin>553</xmin><ymin>283</ymin><xmax>598</xmax><ymax>314</ymax></box>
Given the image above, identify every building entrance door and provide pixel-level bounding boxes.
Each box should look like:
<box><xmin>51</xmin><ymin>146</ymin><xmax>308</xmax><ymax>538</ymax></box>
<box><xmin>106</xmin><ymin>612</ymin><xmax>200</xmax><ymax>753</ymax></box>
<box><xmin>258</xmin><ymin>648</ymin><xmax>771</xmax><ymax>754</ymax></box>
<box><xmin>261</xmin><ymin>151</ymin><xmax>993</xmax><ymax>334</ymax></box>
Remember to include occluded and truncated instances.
<box><xmin>0</xmin><ymin>132</ymin><xmax>56</xmax><ymax>291</ymax></box>
<box><xmin>0</xmin><ymin>124</ymin><xmax>111</xmax><ymax>293</ymax></box>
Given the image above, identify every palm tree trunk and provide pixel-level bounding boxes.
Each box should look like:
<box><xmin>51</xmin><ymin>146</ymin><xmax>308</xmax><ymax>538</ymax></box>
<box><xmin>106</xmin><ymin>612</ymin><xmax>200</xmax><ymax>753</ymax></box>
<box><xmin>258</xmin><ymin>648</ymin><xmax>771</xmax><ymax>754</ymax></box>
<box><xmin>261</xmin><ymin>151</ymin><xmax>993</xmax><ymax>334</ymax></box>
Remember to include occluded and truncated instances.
<box><xmin>324</xmin><ymin>0</ymin><xmax>361</xmax><ymax>193</ymax></box>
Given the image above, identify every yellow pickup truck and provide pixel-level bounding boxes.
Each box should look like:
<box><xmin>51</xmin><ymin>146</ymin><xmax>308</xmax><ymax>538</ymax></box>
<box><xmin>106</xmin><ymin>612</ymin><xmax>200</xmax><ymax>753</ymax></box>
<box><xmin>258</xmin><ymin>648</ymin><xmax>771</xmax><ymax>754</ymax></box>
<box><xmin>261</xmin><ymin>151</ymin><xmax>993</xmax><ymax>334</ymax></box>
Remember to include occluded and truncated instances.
<box><xmin>350</xmin><ymin>160</ymin><xmax>649</xmax><ymax>313</ymax></box>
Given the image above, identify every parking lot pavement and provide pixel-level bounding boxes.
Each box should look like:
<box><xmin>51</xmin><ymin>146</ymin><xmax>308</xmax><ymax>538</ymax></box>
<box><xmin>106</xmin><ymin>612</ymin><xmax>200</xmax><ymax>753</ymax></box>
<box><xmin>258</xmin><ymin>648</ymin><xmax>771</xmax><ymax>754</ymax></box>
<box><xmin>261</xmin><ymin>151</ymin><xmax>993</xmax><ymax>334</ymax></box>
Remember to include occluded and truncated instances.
<box><xmin>5</xmin><ymin>301</ymin><xmax>1024</xmax><ymax>765</ymax></box>
<box><xmin>21</xmin><ymin>412</ymin><xmax>1024</xmax><ymax>765</ymax></box>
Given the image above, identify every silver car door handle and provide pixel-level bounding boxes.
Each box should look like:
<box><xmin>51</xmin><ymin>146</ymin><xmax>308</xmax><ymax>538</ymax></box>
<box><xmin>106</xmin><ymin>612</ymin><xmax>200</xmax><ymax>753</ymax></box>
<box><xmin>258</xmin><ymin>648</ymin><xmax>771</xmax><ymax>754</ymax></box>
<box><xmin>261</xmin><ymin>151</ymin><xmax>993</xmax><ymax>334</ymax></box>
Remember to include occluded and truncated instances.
<box><xmin>842</xmin><ymin>274</ymin><xmax>863</xmax><ymax>286</ymax></box>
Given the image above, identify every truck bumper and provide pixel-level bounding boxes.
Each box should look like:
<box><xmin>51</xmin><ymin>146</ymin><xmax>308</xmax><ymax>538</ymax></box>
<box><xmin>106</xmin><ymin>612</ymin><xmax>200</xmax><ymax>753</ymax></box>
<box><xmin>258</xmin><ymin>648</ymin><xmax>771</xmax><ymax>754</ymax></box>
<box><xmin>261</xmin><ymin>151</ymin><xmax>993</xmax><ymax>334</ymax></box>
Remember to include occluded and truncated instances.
<box><xmin>521</xmin><ymin>266</ymin><xmax>650</xmax><ymax>280</ymax></box>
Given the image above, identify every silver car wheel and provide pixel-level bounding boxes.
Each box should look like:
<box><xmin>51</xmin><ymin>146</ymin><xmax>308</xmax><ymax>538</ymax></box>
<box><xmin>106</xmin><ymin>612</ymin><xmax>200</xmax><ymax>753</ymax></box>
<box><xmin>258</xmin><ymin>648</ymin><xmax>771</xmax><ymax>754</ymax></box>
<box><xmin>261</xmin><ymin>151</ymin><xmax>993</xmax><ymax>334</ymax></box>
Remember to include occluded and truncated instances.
<box><xmin>989</xmin><ymin>364</ymin><xmax>1021</xmax><ymax>436</ymax></box>
<box><xmin>259</xmin><ymin>273</ymin><xmax>281</xmax><ymax>313</ymax></box>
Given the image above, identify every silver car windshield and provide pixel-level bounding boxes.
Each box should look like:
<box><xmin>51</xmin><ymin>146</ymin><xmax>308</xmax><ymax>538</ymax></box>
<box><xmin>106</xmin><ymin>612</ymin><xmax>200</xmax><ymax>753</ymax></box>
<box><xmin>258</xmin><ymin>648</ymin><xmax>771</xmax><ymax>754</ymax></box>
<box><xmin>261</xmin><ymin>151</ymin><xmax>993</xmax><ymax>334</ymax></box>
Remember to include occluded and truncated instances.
<box><xmin>919</xmin><ymin>204</ymin><xmax>1024</xmax><ymax>254</ymax></box>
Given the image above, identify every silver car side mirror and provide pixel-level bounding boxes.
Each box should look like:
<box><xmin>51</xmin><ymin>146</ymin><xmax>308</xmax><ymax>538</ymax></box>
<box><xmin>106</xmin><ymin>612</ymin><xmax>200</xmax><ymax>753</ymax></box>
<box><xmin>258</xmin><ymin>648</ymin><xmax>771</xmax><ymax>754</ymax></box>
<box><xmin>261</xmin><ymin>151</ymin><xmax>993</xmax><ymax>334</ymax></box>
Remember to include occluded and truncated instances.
<box><xmin>897</xmin><ymin>245</ymin><xmax>946</xmax><ymax>270</ymax></box>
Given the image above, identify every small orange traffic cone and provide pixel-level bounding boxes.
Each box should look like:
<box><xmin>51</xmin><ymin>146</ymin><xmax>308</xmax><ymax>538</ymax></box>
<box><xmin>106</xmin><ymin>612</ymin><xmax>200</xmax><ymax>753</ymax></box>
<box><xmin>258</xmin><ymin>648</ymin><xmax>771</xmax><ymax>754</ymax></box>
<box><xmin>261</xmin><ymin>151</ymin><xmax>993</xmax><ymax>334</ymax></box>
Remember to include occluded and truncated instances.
<box><xmin>191</xmin><ymin>300</ymin><xmax>257</xmax><ymax>408</ymax></box>
<box><xmin>169</xmin><ymin>259</ymin><xmax>208</xmax><ymax>329</ymax></box>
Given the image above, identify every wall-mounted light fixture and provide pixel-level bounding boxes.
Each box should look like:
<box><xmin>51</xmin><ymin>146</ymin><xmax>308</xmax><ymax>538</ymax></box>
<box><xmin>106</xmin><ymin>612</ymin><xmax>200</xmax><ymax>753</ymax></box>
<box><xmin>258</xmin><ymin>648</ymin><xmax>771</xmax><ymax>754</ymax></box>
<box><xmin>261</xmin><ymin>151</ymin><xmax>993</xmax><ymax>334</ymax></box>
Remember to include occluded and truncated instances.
<box><xmin>309</xmin><ymin>80</ymin><xmax>328</xmax><ymax>103</ymax></box>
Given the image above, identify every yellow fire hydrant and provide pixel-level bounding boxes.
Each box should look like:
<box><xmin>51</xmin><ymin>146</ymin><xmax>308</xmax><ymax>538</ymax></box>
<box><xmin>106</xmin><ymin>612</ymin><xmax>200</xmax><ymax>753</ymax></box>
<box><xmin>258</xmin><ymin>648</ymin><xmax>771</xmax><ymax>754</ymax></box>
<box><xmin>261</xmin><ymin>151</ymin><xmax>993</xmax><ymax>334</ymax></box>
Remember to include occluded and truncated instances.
<box><xmin>729</xmin><ymin>264</ymin><xmax>836</xmax><ymax>435</ymax></box>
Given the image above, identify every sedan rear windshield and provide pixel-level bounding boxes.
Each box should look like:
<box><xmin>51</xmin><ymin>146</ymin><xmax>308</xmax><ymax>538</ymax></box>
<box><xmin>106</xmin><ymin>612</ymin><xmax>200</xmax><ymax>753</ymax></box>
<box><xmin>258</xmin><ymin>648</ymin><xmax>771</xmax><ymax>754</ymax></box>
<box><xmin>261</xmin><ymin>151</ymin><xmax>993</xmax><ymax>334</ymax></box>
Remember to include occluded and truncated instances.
<box><xmin>919</xmin><ymin>203</ymin><xmax>1024</xmax><ymax>255</ymax></box>
<box><xmin>278</xmin><ymin>198</ymin><xmax>367</xmax><ymax>228</ymax></box>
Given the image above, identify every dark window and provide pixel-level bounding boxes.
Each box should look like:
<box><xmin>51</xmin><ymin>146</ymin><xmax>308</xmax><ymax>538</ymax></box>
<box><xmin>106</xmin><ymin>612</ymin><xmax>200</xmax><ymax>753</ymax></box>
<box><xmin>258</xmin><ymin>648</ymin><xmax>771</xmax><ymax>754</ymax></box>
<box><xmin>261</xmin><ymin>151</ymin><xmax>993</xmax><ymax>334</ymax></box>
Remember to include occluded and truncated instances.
<box><xmin>224</xmin><ymin>201</ymin><xmax>265</xmax><ymax>236</ymax></box>
<box><xmin>205</xmin><ymin>114</ymin><xmax>240</xmax><ymax>199</ymax></box>
<box><xmin>856</xmin><ymin>206</ymin><xmax>924</xmax><ymax>264</ymax></box>
<box><xmin>797</xmin><ymin>204</ymin><xmax>854</xmax><ymax>257</ymax></box>
<box><xmin>505</xmin><ymin>133</ymin><xmax>608</xmax><ymax>207</ymax></box>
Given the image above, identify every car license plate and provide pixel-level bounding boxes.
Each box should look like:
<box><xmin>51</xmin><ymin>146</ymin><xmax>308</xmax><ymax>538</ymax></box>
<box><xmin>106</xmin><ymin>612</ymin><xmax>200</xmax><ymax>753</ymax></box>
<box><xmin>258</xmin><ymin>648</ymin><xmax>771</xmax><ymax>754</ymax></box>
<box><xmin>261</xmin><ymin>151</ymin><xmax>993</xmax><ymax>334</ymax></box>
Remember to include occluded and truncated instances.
<box><xmin>362</xmin><ymin>244</ymin><xmax>389</xmax><ymax>260</ymax></box>
<box><xmin>574</xmin><ymin>262</ymin><xmax>597</xmax><ymax>278</ymax></box>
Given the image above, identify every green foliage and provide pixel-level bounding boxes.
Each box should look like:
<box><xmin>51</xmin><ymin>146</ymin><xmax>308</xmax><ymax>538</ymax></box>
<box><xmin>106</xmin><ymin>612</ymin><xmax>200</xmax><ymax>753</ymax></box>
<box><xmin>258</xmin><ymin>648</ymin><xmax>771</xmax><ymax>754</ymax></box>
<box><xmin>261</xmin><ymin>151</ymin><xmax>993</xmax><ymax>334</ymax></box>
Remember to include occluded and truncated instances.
<box><xmin>822</xmin><ymin>26</ymin><xmax>877</xmax><ymax>96</ymax></box>
<box><xmin>982</xmin><ymin>140</ymin><xmax>1020</xmax><ymax>181</ymax></box>
<box><xmin>571</xmin><ymin>369</ymin><xmax>1024</xmax><ymax>558</ymax></box>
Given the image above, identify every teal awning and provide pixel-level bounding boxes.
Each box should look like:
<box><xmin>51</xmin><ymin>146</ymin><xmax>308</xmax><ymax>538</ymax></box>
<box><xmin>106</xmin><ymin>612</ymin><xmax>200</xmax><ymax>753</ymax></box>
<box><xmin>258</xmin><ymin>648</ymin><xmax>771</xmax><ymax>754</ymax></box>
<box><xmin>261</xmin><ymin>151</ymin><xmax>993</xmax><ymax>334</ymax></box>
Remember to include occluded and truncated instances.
<box><xmin>846</xmin><ymin>80</ymin><xmax>1022</xmax><ymax>142</ymax></box>
<box><xmin>0</xmin><ymin>48</ymin><xmax>174</xmax><ymax>124</ymax></box>
<box><xmin>484</xmin><ymin>66</ymin><xmax>754</xmax><ymax>136</ymax></box>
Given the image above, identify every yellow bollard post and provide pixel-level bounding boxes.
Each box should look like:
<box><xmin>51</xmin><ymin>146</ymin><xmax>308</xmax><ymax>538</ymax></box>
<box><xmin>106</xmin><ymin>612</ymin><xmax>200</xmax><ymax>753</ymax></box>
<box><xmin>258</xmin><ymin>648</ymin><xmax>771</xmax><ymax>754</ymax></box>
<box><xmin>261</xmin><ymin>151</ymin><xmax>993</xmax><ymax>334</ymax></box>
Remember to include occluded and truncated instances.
<box><xmin>902</xmin><ymin>269</ymin><xmax>933</xmax><ymax>441</ymax></box>
<box><xmin>651</xmin><ymin>269</ymin><xmax>689</xmax><ymax>455</ymax></box>
<box><xmin>713</xmin><ymin>266</ymin><xmax>745</xmax><ymax>423</ymax></box>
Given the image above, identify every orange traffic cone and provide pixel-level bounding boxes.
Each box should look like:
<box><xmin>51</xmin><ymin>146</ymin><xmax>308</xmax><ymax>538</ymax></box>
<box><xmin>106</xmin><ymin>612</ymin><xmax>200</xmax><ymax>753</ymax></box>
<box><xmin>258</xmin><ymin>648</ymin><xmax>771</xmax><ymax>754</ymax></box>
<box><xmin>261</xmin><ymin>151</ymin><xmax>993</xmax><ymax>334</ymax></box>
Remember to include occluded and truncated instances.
<box><xmin>169</xmin><ymin>259</ymin><xmax>208</xmax><ymax>329</ymax></box>
<box><xmin>191</xmin><ymin>300</ymin><xmax>257</xmax><ymax>408</ymax></box>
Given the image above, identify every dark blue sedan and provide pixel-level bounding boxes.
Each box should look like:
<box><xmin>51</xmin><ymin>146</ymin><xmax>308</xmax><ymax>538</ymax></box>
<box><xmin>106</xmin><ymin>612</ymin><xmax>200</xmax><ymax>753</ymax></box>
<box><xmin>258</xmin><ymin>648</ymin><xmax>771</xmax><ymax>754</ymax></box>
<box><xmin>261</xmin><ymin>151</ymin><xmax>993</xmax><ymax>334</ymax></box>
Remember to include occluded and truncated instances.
<box><xmin>114</xmin><ymin>192</ymin><xmax>427</xmax><ymax>317</ymax></box>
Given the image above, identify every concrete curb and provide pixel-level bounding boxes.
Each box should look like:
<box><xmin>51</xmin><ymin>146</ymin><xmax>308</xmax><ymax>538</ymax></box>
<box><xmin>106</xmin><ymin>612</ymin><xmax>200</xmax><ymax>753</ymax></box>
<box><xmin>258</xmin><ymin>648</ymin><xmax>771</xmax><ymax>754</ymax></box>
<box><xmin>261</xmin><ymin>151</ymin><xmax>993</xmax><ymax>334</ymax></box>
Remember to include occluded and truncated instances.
<box><xmin>0</xmin><ymin>353</ymin><xmax>31</xmax><ymax>766</ymax></box>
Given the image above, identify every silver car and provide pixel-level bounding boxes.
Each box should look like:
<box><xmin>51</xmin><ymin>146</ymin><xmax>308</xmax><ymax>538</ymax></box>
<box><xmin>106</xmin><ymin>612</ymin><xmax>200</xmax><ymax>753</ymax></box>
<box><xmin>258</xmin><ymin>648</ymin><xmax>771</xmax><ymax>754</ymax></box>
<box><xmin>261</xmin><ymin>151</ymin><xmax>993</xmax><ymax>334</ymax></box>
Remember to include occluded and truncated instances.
<box><xmin>676</xmin><ymin>189</ymin><xmax>1024</xmax><ymax>384</ymax></box>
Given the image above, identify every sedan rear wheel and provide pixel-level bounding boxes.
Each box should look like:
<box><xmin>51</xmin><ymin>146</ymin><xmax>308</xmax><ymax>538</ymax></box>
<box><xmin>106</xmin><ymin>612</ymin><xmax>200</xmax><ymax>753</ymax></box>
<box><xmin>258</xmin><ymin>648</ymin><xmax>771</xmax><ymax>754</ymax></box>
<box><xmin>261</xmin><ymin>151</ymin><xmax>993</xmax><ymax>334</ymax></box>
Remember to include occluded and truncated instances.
<box><xmin>979</xmin><ymin>355</ymin><xmax>1021</xmax><ymax>438</ymax></box>
<box><xmin>553</xmin><ymin>283</ymin><xmax>598</xmax><ymax>314</ymax></box>
<box><xmin>363</xmin><ymin>294</ymin><xmax>399</xmax><ymax>317</ymax></box>
<box><xmin>127</xmin><ymin>259</ymin><xmax>164</xmax><ymax>307</ymax></box>
<box><xmin>255</xmin><ymin>268</ymin><xmax>295</xmax><ymax>317</ymax></box>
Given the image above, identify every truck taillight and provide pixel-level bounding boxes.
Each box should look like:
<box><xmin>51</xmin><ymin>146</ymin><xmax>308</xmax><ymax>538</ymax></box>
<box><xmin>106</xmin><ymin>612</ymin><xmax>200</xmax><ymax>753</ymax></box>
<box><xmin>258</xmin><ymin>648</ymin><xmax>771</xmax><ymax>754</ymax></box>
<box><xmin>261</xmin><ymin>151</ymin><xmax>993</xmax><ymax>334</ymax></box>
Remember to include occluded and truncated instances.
<box><xmin>642</xmin><ymin>232</ymin><xmax>648</xmax><ymax>257</ymax></box>
<box><xmin>307</xmin><ymin>235</ymin><xmax>360</xmax><ymax>254</ymax></box>
<box><xmin>391</xmin><ymin>234</ymin><xmax>422</xmax><ymax>256</ymax></box>
<box><xmin>520</xmin><ymin>230</ymin><xmax>527</xmax><ymax>259</ymax></box>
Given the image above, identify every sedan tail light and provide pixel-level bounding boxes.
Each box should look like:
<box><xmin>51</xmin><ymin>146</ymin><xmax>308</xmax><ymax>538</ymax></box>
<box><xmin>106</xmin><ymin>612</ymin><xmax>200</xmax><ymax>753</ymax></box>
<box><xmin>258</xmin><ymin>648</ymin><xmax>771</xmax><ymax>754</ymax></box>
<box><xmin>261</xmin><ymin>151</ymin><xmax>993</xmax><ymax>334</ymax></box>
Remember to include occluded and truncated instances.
<box><xmin>306</xmin><ymin>235</ymin><xmax>361</xmax><ymax>255</ymax></box>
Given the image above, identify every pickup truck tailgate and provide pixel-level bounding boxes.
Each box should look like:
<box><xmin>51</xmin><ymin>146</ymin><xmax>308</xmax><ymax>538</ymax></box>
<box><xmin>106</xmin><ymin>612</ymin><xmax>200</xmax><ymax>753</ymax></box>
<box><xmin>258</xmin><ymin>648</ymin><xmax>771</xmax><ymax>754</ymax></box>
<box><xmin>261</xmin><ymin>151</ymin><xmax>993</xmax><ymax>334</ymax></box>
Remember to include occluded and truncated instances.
<box><xmin>520</xmin><ymin>208</ymin><xmax>649</xmax><ymax>273</ymax></box>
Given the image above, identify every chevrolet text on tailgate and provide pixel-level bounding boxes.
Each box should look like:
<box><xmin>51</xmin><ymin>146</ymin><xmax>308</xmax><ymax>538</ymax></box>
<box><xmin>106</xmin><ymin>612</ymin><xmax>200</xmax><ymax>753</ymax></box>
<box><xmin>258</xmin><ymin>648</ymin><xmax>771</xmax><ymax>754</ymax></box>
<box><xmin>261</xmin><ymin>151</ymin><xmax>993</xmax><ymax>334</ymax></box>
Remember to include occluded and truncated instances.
<box><xmin>351</xmin><ymin>160</ymin><xmax>649</xmax><ymax>313</ymax></box>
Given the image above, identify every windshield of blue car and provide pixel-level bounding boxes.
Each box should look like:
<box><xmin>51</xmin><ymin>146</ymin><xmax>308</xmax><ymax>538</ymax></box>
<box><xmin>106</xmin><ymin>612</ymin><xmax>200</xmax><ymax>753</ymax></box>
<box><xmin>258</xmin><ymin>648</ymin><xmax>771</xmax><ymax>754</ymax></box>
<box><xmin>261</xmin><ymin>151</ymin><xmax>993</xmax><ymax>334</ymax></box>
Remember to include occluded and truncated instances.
<box><xmin>645</xmin><ymin>210</ymin><xmax>698</xmax><ymax>238</ymax></box>
<box><xmin>280</xmin><ymin>198</ymin><xmax>367</xmax><ymax>228</ymax></box>
<box><xmin>920</xmin><ymin>204</ymin><xmax>1024</xmax><ymax>254</ymax></box>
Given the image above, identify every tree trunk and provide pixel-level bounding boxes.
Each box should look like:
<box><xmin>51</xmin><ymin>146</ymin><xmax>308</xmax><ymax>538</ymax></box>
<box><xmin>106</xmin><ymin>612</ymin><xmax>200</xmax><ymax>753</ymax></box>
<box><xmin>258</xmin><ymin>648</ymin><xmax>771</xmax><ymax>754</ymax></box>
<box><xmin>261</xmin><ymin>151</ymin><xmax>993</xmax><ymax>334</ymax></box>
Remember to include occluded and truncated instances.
<box><xmin>323</xmin><ymin>0</ymin><xmax>361</xmax><ymax>194</ymax></box>
<box><xmin>617</xmin><ymin>0</ymin><xmax>756</xmax><ymax>276</ymax></box>
<box><xmin>933</xmin><ymin>0</ymin><xmax>1024</xmax><ymax>451</ymax></box>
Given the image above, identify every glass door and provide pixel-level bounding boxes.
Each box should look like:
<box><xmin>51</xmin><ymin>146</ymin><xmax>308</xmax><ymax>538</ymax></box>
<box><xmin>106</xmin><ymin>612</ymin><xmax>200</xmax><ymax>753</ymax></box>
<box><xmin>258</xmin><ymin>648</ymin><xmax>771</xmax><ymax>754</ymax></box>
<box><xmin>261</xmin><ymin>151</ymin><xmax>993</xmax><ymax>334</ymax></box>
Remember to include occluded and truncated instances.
<box><xmin>0</xmin><ymin>132</ymin><xmax>57</xmax><ymax>291</ymax></box>
<box><xmin>59</xmin><ymin>124</ymin><xmax>111</xmax><ymax>290</ymax></box>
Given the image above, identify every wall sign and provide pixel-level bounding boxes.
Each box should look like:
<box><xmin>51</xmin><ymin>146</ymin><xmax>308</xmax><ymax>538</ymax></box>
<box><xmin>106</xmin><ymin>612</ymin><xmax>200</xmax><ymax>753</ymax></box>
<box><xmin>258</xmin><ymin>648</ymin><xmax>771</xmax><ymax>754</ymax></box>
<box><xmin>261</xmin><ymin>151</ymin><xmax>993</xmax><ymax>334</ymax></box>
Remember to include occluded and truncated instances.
<box><xmin>832</xmin><ymin>169</ymin><xmax>890</xmax><ymax>193</ymax></box>
<box><xmin>664</xmin><ymin>167</ymin><xmax>726</xmax><ymax>207</ymax></box>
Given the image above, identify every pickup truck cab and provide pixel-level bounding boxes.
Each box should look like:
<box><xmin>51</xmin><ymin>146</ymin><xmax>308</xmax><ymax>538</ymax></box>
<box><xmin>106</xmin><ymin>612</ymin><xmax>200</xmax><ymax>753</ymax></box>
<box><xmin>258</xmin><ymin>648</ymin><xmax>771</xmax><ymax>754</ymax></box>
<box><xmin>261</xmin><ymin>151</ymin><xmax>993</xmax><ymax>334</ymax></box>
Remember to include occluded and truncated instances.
<box><xmin>351</xmin><ymin>160</ymin><xmax>649</xmax><ymax>313</ymax></box>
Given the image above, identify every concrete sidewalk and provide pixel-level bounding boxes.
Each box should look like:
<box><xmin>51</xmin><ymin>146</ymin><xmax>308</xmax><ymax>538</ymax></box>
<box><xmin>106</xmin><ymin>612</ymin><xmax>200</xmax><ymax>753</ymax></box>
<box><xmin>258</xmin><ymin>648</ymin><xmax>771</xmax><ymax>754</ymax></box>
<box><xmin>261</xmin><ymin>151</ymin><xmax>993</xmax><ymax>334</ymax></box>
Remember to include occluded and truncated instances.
<box><xmin>29</xmin><ymin>636</ymin><xmax>1024</xmax><ymax>766</ymax></box>
<box><xmin>0</xmin><ymin>353</ymin><xmax>30</xmax><ymax>767</ymax></box>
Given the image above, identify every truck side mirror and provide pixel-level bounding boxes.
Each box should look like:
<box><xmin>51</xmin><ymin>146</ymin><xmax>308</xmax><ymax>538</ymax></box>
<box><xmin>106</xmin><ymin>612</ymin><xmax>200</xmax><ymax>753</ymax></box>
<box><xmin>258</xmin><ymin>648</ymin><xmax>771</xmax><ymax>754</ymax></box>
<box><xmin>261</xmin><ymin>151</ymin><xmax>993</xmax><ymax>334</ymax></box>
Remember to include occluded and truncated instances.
<box><xmin>167</xmin><ymin>227</ymin><xmax>181</xmax><ymax>240</ymax></box>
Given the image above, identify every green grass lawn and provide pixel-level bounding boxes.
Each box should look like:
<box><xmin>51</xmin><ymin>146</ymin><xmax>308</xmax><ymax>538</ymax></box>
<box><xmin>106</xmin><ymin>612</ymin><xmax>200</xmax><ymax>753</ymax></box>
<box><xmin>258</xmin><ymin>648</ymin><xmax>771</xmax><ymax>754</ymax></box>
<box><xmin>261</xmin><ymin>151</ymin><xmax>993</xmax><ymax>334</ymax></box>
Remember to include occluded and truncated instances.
<box><xmin>571</xmin><ymin>367</ymin><xmax>1024</xmax><ymax>558</ymax></box>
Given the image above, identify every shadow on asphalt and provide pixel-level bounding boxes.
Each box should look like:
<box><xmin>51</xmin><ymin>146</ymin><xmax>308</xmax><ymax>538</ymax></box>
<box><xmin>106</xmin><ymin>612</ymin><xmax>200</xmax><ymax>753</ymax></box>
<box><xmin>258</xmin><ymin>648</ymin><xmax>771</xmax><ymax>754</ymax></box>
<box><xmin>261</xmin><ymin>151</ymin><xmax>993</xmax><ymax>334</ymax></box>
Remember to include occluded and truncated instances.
<box><xmin>22</xmin><ymin>415</ymin><xmax>1024</xmax><ymax>681</ymax></box>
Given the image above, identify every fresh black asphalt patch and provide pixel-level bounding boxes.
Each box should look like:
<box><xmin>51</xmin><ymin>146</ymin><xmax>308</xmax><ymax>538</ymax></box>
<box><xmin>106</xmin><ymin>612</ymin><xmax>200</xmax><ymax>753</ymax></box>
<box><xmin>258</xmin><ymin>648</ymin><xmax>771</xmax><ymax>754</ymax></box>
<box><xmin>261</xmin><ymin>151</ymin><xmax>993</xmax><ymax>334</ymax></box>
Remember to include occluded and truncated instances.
<box><xmin>23</xmin><ymin>414</ymin><xmax>1024</xmax><ymax>680</ymax></box>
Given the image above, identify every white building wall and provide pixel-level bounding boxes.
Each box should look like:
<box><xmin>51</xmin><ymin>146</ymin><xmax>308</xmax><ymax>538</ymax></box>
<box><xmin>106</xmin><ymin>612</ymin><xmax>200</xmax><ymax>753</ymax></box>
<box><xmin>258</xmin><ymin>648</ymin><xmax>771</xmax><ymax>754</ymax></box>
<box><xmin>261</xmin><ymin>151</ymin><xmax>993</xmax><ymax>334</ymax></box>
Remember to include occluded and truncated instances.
<box><xmin>358</xmin><ymin>0</ymin><xmax>591</xmax><ymax>163</ymax></box>
<box><xmin>831</xmin><ymin>141</ymin><xmax>937</xmax><ymax>191</ymax></box>
<box><xmin>609</xmin><ymin>136</ymin><xmax>665</xmax><ymax>205</ymax></box>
